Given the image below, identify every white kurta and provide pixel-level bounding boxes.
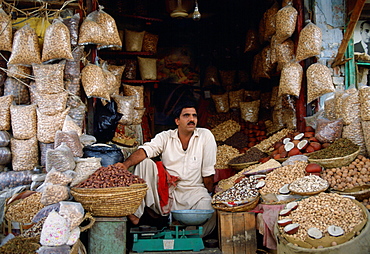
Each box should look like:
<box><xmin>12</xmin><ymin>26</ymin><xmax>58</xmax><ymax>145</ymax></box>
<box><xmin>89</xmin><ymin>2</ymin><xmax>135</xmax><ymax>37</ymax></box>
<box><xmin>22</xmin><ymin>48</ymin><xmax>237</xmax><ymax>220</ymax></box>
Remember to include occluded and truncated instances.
<box><xmin>133</xmin><ymin>127</ymin><xmax>217</xmax><ymax>236</ymax></box>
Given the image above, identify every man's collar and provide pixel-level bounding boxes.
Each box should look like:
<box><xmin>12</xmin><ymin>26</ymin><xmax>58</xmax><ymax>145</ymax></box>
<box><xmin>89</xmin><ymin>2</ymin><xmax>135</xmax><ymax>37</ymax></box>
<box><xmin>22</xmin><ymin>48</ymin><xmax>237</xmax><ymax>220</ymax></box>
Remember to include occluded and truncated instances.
<box><xmin>171</xmin><ymin>128</ymin><xmax>199</xmax><ymax>138</ymax></box>
<box><xmin>361</xmin><ymin>40</ymin><xmax>368</xmax><ymax>51</ymax></box>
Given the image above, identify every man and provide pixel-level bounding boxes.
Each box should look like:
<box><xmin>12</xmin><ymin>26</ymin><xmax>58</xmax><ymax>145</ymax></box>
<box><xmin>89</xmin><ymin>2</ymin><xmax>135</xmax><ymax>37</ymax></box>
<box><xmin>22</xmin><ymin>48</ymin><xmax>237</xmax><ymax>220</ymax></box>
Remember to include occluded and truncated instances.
<box><xmin>118</xmin><ymin>101</ymin><xmax>217</xmax><ymax>237</ymax></box>
<box><xmin>354</xmin><ymin>20</ymin><xmax>370</xmax><ymax>54</ymax></box>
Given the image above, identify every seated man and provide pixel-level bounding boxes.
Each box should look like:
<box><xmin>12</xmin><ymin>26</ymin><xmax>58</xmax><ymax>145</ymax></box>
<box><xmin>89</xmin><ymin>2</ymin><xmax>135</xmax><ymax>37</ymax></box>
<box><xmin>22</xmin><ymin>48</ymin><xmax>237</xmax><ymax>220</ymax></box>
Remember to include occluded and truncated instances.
<box><xmin>118</xmin><ymin>100</ymin><xmax>217</xmax><ymax>237</ymax></box>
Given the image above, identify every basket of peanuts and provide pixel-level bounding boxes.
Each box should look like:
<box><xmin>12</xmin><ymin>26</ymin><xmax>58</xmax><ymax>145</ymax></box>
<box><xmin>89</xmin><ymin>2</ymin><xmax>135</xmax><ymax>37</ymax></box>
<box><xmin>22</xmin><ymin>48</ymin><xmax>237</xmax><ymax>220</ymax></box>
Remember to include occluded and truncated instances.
<box><xmin>70</xmin><ymin>163</ymin><xmax>147</xmax><ymax>217</ymax></box>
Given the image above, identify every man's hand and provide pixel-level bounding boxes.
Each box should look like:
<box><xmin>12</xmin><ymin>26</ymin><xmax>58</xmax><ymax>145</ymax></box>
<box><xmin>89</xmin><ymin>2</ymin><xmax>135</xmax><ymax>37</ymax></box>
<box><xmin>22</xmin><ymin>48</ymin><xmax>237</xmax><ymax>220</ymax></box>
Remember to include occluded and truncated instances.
<box><xmin>203</xmin><ymin>175</ymin><xmax>214</xmax><ymax>194</ymax></box>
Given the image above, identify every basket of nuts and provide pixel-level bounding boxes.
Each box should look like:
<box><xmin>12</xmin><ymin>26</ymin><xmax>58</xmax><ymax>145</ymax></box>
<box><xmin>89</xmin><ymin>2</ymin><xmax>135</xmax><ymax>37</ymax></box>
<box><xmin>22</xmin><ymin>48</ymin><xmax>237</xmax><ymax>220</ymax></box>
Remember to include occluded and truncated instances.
<box><xmin>70</xmin><ymin>163</ymin><xmax>148</xmax><ymax>217</ymax></box>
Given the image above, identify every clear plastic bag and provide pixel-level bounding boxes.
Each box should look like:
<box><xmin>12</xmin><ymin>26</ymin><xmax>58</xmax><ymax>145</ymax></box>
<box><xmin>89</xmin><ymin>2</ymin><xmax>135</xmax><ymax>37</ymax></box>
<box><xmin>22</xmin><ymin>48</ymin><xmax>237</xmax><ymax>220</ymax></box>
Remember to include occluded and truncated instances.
<box><xmin>46</xmin><ymin>143</ymin><xmax>75</xmax><ymax>172</ymax></box>
<box><xmin>122</xmin><ymin>84</ymin><xmax>144</xmax><ymax>109</ymax></box>
<box><xmin>0</xmin><ymin>170</ymin><xmax>32</xmax><ymax>190</ymax></box>
<box><xmin>324</xmin><ymin>97</ymin><xmax>336</xmax><ymax>120</ymax></box>
<box><xmin>33</xmin><ymin>61</ymin><xmax>65</xmax><ymax>94</ymax></box>
<box><xmin>35</xmin><ymin>92</ymin><xmax>68</xmax><ymax>116</ymax></box>
<box><xmin>59</xmin><ymin>201</ymin><xmax>84</xmax><ymax>230</ymax></box>
<box><xmin>123</xmin><ymin>59</ymin><xmax>138</xmax><ymax>80</ymax></box>
<box><xmin>112</xmin><ymin>94</ymin><xmax>136</xmax><ymax>125</ymax></box>
<box><xmin>62</xmin><ymin>13</ymin><xmax>80</xmax><ymax>47</ymax></box>
<box><xmin>62</xmin><ymin>115</ymin><xmax>82</xmax><ymax>136</ymax></box>
<box><xmin>142</xmin><ymin>32</ymin><xmax>159</xmax><ymax>54</ymax></box>
<box><xmin>0</xmin><ymin>131</ymin><xmax>10</xmax><ymax>146</ymax></box>
<box><xmin>32</xmin><ymin>202</ymin><xmax>60</xmax><ymax>223</ymax></box>
<box><xmin>8</xmin><ymin>24</ymin><xmax>41</xmax><ymax>66</ymax></box>
<box><xmin>64</xmin><ymin>46</ymin><xmax>84</xmax><ymax>80</ymax></box>
<box><xmin>306</xmin><ymin>63</ymin><xmax>335</xmax><ymax>103</ymax></box>
<box><xmin>0</xmin><ymin>8</ymin><xmax>13</xmax><ymax>52</ymax></box>
<box><xmin>96</xmin><ymin>7</ymin><xmax>122</xmax><ymax>49</ymax></box>
<box><xmin>304</xmin><ymin>109</ymin><xmax>325</xmax><ymax>130</ymax></box>
<box><xmin>7</xmin><ymin>65</ymin><xmax>32</xmax><ymax>79</ymax></box>
<box><xmin>81</xmin><ymin>63</ymin><xmax>110</xmax><ymax>101</ymax></box>
<box><xmin>262</xmin><ymin>1</ymin><xmax>279</xmax><ymax>42</ymax></box>
<box><xmin>342</xmin><ymin>120</ymin><xmax>366</xmax><ymax>155</ymax></box>
<box><xmin>102</xmin><ymin>65</ymin><xmax>119</xmax><ymax>96</ymax></box>
<box><xmin>40</xmin><ymin>183</ymin><xmax>70</xmax><ymax>206</ymax></box>
<box><xmin>10</xmin><ymin>104</ymin><xmax>37</xmax><ymax>140</ymax></box>
<box><xmin>361</xmin><ymin>120</ymin><xmax>370</xmax><ymax>156</ymax></box>
<box><xmin>37</xmin><ymin>108</ymin><xmax>70</xmax><ymax>144</ymax></box>
<box><xmin>229</xmin><ymin>89</ymin><xmax>244</xmax><ymax>109</ymax></box>
<box><xmin>212</xmin><ymin>93</ymin><xmax>229</xmax><ymax>113</ymax></box>
<box><xmin>315</xmin><ymin>117</ymin><xmax>343</xmax><ymax>143</ymax></box>
<box><xmin>275</xmin><ymin>4</ymin><xmax>298</xmax><ymax>44</ymax></box>
<box><xmin>0</xmin><ymin>147</ymin><xmax>11</xmax><ymax>164</ymax></box>
<box><xmin>125</xmin><ymin>29</ymin><xmax>144</xmax><ymax>51</ymax></box>
<box><xmin>275</xmin><ymin>39</ymin><xmax>295</xmax><ymax>71</ymax></box>
<box><xmin>41</xmin><ymin>18</ymin><xmax>73</xmax><ymax>63</ymax></box>
<box><xmin>44</xmin><ymin>168</ymin><xmax>75</xmax><ymax>186</ymax></box>
<box><xmin>240</xmin><ymin>100</ymin><xmax>260</xmax><ymax>123</ymax></box>
<box><xmin>66</xmin><ymin>227</ymin><xmax>80</xmax><ymax>246</ymax></box>
<box><xmin>68</xmin><ymin>104</ymin><xmax>86</xmax><ymax>129</ymax></box>
<box><xmin>138</xmin><ymin>57</ymin><xmax>157</xmax><ymax>80</ymax></box>
<box><xmin>40</xmin><ymin>210</ymin><xmax>70</xmax><ymax>246</ymax></box>
<box><xmin>37</xmin><ymin>245</ymin><xmax>71</xmax><ymax>254</ymax></box>
<box><xmin>3</xmin><ymin>77</ymin><xmax>30</xmax><ymax>105</ymax></box>
<box><xmin>78</xmin><ymin>10</ymin><xmax>105</xmax><ymax>46</ymax></box>
<box><xmin>39</xmin><ymin>142</ymin><xmax>55</xmax><ymax>167</ymax></box>
<box><xmin>295</xmin><ymin>20</ymin><xmax>322</xmax><ymax>62</ymax></box>
<box><xmin>279</xmin><ymin>61</ymin><xmax>303</xmax><ymax>97</ymax></box>
<box><xmin>11</xmin><ymin>137</ymin><xmax>38</xmax><ymax>171</ymax></box>
<box><xmin>54</xmin><ymin>130</ymin><xmax>83</xmax><ymax>157</ymax></box>
<box><xmin>132</xmin><ymin>108</ymin><xmax>146</xmax><ymax>125</ymax></box>
<box><xmin>71</xmin><ymin>157</ymin><xmax>101</xmax><ymax>186</ymax></box>
<box><xmin>359</xmin><ymin>86</ymin><xmax>370</xmax><ymax>121</ymax></box>
<box><xmin>341</xmin><ymin>88</ymin><xmax>360</xmax><ymax>125</ymax></box>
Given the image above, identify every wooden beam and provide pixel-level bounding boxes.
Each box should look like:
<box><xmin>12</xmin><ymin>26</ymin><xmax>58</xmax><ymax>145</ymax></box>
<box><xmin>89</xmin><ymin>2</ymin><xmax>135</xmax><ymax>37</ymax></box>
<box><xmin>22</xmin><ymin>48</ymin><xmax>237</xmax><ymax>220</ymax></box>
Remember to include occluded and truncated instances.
<box><xmin>332</xmin><ymin>0</ymin><xmax>366</xmax><ymax>67</ymax></box>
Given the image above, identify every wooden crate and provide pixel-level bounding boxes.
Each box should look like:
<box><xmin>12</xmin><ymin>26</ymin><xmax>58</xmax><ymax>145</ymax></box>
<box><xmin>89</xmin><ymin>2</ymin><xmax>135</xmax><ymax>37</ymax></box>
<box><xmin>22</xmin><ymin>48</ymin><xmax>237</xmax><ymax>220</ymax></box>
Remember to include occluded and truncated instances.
<box><xmin>218</xmin><ymin>211</ymin><xmax>257</xmax><ymax>254</ymax></box>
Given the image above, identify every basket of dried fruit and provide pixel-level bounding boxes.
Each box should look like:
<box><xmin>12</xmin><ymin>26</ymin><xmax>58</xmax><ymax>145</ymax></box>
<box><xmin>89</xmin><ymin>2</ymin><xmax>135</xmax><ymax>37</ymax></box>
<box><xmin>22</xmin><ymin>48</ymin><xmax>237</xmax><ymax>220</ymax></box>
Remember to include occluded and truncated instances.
<box><xmin>288</xmin><ymin>175</ymin><xmax>329</xmax><ymax>196</ymax></box>
<box><xmin>212</xmin><ymin>196</ymin><xmax>260</xmax><ymax>212</ymax></box>
<box><xmin>228</xmin><ymin>147</ymin><xmax>267</xmax><ymax>171</ymax></box>
<box><xmin>330</xmin><ymin>185</ymin><xmax>370</xmax><ymax>201</ymax></box>
<box><xmin>308</xmin><ymin>139</ymin><xmax>360</xmax><ymax>169</ymax></box>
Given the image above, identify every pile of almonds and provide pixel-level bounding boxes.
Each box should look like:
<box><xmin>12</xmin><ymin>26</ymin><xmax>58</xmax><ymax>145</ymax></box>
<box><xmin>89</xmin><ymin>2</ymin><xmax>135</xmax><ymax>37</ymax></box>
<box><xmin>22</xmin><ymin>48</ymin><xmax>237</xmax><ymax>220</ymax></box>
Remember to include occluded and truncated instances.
<box><xmin>321</xmin><ymin>155</ymin><xmax>370</xmax><ymax>191</ymax></box>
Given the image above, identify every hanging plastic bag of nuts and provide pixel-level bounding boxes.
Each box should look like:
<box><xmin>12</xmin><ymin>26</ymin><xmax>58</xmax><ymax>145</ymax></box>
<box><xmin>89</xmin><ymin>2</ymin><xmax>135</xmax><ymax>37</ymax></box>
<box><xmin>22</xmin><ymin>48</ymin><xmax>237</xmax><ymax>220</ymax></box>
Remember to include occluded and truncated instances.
<box><xmin>132</xmin><ymin>108</ymin><xmax>146</xmax><ymax>125</ymax></box>
<box><xmin>123</xmin><ymin>84</ymin><xmax>144</xmax><ymax>109</ymax></box>
<box><xmin>70</xmin><ymin>157</ymin><xmax>101</xmax><ymax>187</ymax></box>
<box><xmin>112</xmin><ymin>94</ymin><xmax>136</xmax><ymax>125</ymax></box>
<box><xmin>306</xmin><ymin>63</ymin><xmax>335</xmax><ymax>103</ymax></box>
<box><xmin>138</xmin><ymin>57</ymin><xmax>157</xmax><ymax>80</ymax></box>
<box><xmin>107</xmin><ymin>64</ymin><xmax>125</xmax><ymax>90</ymax></box>
<box><xmin>244</xmin><ymin>28</ymin><xmax>260</xmax><ymax>52</ymax></box>
<box><xmin>295</xmin><ymin>20</ymin><xmax>322</xmax><ymax>62</ymax></box>
<box><xmin>3</xmin><ymin>77</ymin><xmax>30</xmax><ymax>105</ymax></box>
<box><xmin>59</xmin><ymin>201</ymin><xmax>84</xmax><ymax>231</ymax></box>
<box><xmin>125</xmin><ymin>29</ymin><xmax>145</xmax><ymax>51</ymax></box>
<box><xmin>33</xmin><ymin>61</ymin><xmax>65</xmax><ymax>95</ymax></box>
<box><xmin>46</xmin><ymin>143</ymin><xmax>76</xmax><ymax>172</ymax></box>
<box><xmin>81</xmin><ymin>63</ymin><xmax>110</xmax><ymax>101</ymax></box>
<box><xmin>212</xmin><ymin>93</ymin><xmax>229</xmax><ymax>113</ymax></box>
<box><xmin>41</xmin><ymin>18</ymin><xmax>74</xmax><ymax>63</ymax></box>
<box><xmin>275</xmin><ymin>4</ymin><xmax>298</xmax><ymax>44</ymax></box>
<box><xmin>260</xmin><ymin>45</ymin><xmax>275</xmax><ymax>79</ymax></box>
<box><xmin>78</xmin><ymin>10</ymin><xmax>105</xmax><ymax>46</ymax></box>
<box><xmin>6</xmin><ymin>64</ymin><xmax>31</xmax><ymax>79</ymax></box>
<box><xmin>62</xmin><ymin>13</ymin><xmax>80</xmax><ymax>47</ymax></box>
<box><xmin>10</xmin><ymin>104</ymin><xmax>37</xmax><ymax>140</ymax></box>
<box><xmin>37</xmin><ymin>107</ymin><xmax>70</xmax><ymax>144</ymax></box>
<box><xmin>240</xmin><ymin>100</ymin><xmax>260</xmax><ymax>123</ymax></box>
<box><xmin>62</xmin><ymin>115</ymin><xmax>82</xmax><ymax>136</ymax></box>
<box><xmin>342</xmin><ymin>119</ymin><xmax>366</xmax><ymax>155</ymax></box>
<box><xmin>359</xmin><ymin>85</ymin><xmax>370</xmax><ymax>121</ymax></box>
<box><xmin>341</xmin><ymin>88</ymin><xmax>361</xmax><ymax>125</ymax></box>
<box><xmin>8</xmin><ymin>23</ymin><xmax>41</xmax><ymax>66</ymax></box>
<box><xmin>35</xmin><ymin>91</ymin><xmax>68</xmax><ymax>116</ymax></box>
<box><xmin>324</xmin><ymin>97</ymin><xmax>336</xmax><ymax>120</ymax></box>
<box><xmin>278</xmin><ymin>61</ymin><xmax>303</xmax><ymax>97</ymax></box>
<box><xmin>64</xmin><ymin>46</ymin><xmax>84</xmax><ymax>80</ymax></box>
<box><xmin>262</xmin><ymin>1</ymin><xmax>279</xmax><ymax>42</ymax></box>
<box><xmin>96</xmin><ymin>6</ymin><xmax>122</xmax><ymax>49</ymax></box>
<box><xmin>275</xmin><ymin>38</ymin><xmax>295</xmax><ymax>71</ymax></box>
<box><xmin>315</xmin><ymin>117</ymin><xmax>343</xmax><ymax>143</ymax></box>
<box><xmin>11</xmin><ymin>136</ymin><xmax>39</xmax><ymax>171</ymax></box>
<box><xmin>0</xmin><ymin>8</ymin><xmax>12</xmax><ymax>52</ymax></box>
<box><xmin>0</xmin><ymin>95</ymin><xmax>13</xmax><ymax>131</ymax></box>
<box><xmin>54</xmin><ymin>130</ymin><xmax>83</xmax><ymax>157</ymax></box>
<box><xmin>229</xmin><ymin>89</ymin><xmax>244</xmax><ymax>109</ymax></box>
<box><xmin>102</xmin><ymin>64</ymin><xmax>120</xmax><ymax>96</ymax></box>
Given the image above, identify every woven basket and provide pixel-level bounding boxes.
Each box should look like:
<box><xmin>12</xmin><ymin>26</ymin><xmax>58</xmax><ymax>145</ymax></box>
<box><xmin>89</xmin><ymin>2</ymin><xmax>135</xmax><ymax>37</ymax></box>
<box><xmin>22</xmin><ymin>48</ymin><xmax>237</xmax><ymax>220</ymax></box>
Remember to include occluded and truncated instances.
<box><xmin>308</xmin><ymin>148</ymin><xmax>360</xmax><ymax>169</ymax></box>
<box><xmin>212</xmin><ymin>196</ymin><xmax>259</xmax><ymax>212</ymax></box>
<box><xmin>330</xmin><ymin>185</ymin><xmax>370</xmax><ymax>201</ymax></box>
<box><xmin>228</xmin><ymin>161</ymin><xmax>258</xmax><ymax>171</ymax></box>
<box><xmin>70</xmin><ymin>184</ymin><xmax>148</xmax><ymax>217</ymax></box>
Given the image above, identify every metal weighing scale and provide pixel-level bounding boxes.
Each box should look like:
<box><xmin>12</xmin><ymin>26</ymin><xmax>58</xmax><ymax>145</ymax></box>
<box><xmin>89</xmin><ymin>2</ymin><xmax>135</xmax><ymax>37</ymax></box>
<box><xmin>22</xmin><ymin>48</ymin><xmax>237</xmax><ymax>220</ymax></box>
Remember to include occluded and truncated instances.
<box><xmin>131</xmin><ymin>209</ymin><xmax>214</xmax><ymax>252</ymax></box>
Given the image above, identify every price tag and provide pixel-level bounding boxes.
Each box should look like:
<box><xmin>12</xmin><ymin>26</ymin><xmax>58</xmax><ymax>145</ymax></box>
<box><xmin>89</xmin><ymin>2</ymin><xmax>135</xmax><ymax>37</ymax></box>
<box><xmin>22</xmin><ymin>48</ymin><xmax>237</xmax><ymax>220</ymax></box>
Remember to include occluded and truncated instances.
<box><xmin>163</xmin><ymin>239</ymin><xmax>174</xmax><ymax>249</ymax></box>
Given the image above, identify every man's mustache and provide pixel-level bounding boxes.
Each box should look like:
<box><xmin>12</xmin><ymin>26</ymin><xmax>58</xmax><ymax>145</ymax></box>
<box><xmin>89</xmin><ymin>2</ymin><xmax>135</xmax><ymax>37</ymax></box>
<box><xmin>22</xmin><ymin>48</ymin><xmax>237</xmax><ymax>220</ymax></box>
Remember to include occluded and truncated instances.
<box><xmin>188</xmin><ymin>121</ymin><xmax>195</xmax><ymax>125</ymax></box>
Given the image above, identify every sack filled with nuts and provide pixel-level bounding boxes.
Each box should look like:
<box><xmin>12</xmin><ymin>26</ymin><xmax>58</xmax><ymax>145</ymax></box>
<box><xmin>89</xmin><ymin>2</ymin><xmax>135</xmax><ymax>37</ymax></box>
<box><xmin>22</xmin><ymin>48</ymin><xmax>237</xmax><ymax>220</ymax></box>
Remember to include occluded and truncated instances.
<box><xmin>0</xmin><ymin>95</ymin><xmax>14</xmax><ymax>131</ymax></box>
<box><xmin>279</xmin><ymin>61</ymin><xmax>303</xmax><ymax>97</ymax></box>
<box><xmin>341</xmin><ymin>88</ymin><xmax>361</xmax><ymax>125</ymax></box>
<box><xmin>112</xmin><ymin>94</ymin><xmax>136</xmax><ymax>125</ymax></box>
<box><xmin>67</xmin><ymin>103</ymin><xmax>86</xmax><ymax>129</ymax></box>
<box><xmin>62</xmin><ymin>115</ymin><xmax>82</xmax><ymax>136</ymax></box>
<box><xmin>3</xmin><ymin>77</ymin><xmax>30</xmax><ymax>105</ymax></box>
<box><xmin>342</xmin><ymin>120</ymin><xmax>367</xmax><ymax>155</ymax></box>
<box><xmin>359</xmin><ymin>85</ymin><xmax>370</xmax><ymax>121</ymax></box>
<box><xmin>54</xmin><ymin>130</ymin><xmax>83</xmax><ymax>157</ymax></box>
<box><xmin>40</xmin><ymin>183</ymin><xmax>70</xmax><ymax>206</ymax></box>
<box><xmin>122</xmin><ymin>84</ymin><xmax>144</xmax><ymax>109</ymax></box>
<box><xmin>0</xmin><ymin>170</ymin><xmax>32</xmax><ymax>190</ymax></box>
<box><xmin>35</xmin><ymin>91</ymin><xmax>68</xmax><ymax>116</ymax></box>
<box><xmin>70</xmin><ymin>157</ymin><xmax>101</xmax><ymax>187</ymax></box>
<box><xmin>306</xmin><ymin>63</ymin><xmax>335</xmax><ymax>103</ymax></box>
<box><xmin>275</xmin><ymin>38</ymin><xmax>295</xmax><ymax>71</ymax></box>
<box><xmin>102</xmin><ymin>64</ymin><xmax>120</xmax><ymax>96</ymax></box>
<box><xmin>122</xmin><ymin>59</ymin><xmax>138</xmax><ymax>80</ymax></box>
<box><xmin>262</xmin><ymin>1</ymin><xmax>279</xmax><ymax>42</ymax></box>
<box><xmin>81</xmin><ymin>63</ymin><xmax>110</xmax><ymax>101</ymax></box>
<box><xmin>324</xmin><ymin>97</ymin><xmax>336</xmax><ymax>120</ymax></box>
<box><xmin>10</xmin><ymin>104</ymin><xmax>37</xmax><ymax>140</ymax></box>
<box><xmin>240</xmin><ymin>100</ymin><xmax>260</xmax><ymax>123</ymax></box>
<box><xmin>212</xmin><ymin>93</ymin><xmax>229</xmax><ymax>113</ymax></box>
<box><xmin>41</xmin><ymin>18</ymin><xmax>74</xmax><ymax>63</ymax></box>
<box><xmin>275</xmin><ymin>4</ymin><xmax>298</xmax><ymax>44</ymax></box>
<box><xmin>44</xmin><ymin>168</ymin><xmax>75</xmax><ymax>186</ymax></box>
<box><xmin>0</xmin><ymin>8</ymin><xmax>12</xmax><ymax>52</ymax></box>
<box><xmin>295</xmin><ymin>20</ymin><xmax>322</xmax><ymax>62</ymax></box>
<box><xmin>65</xmin><ymin>46</ymin><xmax>84</xmax><ymax>80</ymax></box>
<box><xmin>37</xmin><ymin>107</ymin><xmax>70</xmax><ymax>143</ymax></box>
<box><xmin>142</xmin><ymin>31</ymin><xmax>159</xmax><ymax>54</ymax></box>
<box><xmin>78</xmin><ymin>10</ymin><xmax>105</xmax><ymax>46</ymax></box>
<box><xmin>125</xmin><ymin>29</ymin><xmax>145</xmax><ymax>52</ymax></box>
<box><xmin>96</xmin><ymin>6</ymin><xmax>122</xmax><ymax>50</ymax></box>
<box><xmin>229</xmin><ymin>89</ymin><xmax>244</xmax><ymax>109</ymax></box>
<box><xmin>138</xmin><ymin>57</ymin><xmax>157</xmax><ymax>80</ymax></box>
<box><xmin>11</xmin><ymin>136</ymin><xmax>39</xmax><ymax>171</ymax></box>
<box><xmin>33</xmin><ymin>61</ymin><xmax>65</xmax><ymax>95</ymax></box>
<box><xmin>59</xmin><ymin>201</ymin><xmax>84</xmax><ymax>230</ymax></box>
<box><xmin>46</xmin><ymin>142</ymin><xmax>76</xmax><ymax>172</ymax></box>
<box><xmin>8</xmin><ymin>23</ymin><xmax>41</xmax><ymax>66</ymax></box>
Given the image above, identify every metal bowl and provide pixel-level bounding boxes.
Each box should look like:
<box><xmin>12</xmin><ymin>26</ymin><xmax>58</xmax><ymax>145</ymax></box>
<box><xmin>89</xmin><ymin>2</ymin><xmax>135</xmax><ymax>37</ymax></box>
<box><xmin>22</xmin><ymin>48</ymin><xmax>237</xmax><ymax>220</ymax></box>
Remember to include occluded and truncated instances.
<box><xmin>171</xmin><ymin>209</ymin><xmax>214</xmax><ymax>226</ymax></box>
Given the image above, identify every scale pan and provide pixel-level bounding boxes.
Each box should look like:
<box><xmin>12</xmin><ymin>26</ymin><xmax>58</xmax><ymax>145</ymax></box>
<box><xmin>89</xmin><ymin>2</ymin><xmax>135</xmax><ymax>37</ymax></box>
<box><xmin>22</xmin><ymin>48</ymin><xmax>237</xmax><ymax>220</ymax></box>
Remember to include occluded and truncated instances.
<box><xmin>171</xmin><ymin>209</ymin><xmax>214</xmax><ymax>226</ymax></box>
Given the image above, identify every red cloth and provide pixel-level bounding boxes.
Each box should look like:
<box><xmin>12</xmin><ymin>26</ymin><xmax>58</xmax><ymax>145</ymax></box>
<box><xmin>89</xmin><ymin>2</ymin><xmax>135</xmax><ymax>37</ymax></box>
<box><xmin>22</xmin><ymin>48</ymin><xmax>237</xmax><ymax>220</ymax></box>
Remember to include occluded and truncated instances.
<box><xmin>156</xmin><ymin>161</ymin><xmax>179</xmax><ymax>209</ymax></box>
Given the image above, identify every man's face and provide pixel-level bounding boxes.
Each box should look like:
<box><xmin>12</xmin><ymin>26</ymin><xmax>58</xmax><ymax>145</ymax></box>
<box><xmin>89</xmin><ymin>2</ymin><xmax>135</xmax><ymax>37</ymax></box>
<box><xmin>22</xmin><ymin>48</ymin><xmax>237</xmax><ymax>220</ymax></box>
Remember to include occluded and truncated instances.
<box><xmin>175</xmin><ymin>107</ymin><xmax>198</xmax><ymax>133</ymax></box>
<box><xmin>361</xmin><ymin>23</ymin><xmax>370</xmax><ymax>44</ymax></box>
